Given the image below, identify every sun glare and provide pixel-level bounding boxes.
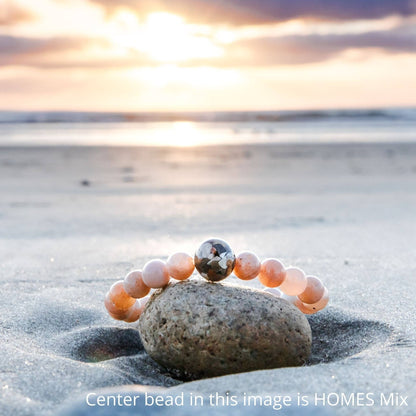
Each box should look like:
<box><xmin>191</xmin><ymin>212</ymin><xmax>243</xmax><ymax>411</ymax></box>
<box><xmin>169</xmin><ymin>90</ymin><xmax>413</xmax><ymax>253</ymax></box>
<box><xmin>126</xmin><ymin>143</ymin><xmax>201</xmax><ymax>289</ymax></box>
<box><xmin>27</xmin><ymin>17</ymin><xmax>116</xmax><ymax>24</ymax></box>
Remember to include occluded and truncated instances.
<box><xmin>144</xmin><ymin>13</ymin><xmax>222</xmax><ymax>62</ymax></box>
<box><xmin>133</xmin><ymin>65</ymin><xmax>240</xmax><ymax>88</ymax></box>
<box><xmin>110</xmin><ymin>11</ymin><xmax>223</xmax><ymax>63</ymax></box>
<box><xmin>150</xmin><ymin>122</ymin><xmax>205</xmax><ymax>147</ymax></box>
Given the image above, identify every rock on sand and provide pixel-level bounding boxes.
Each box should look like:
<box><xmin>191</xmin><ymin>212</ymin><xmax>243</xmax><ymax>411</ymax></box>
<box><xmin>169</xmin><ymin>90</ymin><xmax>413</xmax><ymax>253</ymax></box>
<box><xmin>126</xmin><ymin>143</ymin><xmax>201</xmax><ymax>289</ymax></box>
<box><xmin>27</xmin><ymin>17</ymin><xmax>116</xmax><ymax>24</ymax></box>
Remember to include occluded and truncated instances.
<box><xmin>138</xmin><ymin>279</ymin><xmax>312</xmax><ymax>379</ymax></box>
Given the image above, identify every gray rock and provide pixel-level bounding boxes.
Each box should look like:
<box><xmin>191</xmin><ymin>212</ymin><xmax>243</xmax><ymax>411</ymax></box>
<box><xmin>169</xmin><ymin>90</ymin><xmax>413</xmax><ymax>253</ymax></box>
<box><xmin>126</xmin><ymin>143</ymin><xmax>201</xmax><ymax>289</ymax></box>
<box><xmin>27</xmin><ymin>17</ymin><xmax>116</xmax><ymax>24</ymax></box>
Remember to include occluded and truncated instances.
<box><xmin>138</xmin><ymin>279</ymin><xmax>312</xmax><ymax>379</ymax></box>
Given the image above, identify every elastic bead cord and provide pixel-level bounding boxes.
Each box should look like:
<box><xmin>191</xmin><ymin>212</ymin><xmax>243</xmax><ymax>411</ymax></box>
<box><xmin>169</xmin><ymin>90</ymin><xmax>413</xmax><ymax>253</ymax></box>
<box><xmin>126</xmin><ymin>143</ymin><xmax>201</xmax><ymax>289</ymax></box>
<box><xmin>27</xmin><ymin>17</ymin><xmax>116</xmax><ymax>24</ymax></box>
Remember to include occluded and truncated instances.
<box><xmin>104</xmin><ymin>242</ymin><xmax>329</xmax><ymax>323</ymax></box>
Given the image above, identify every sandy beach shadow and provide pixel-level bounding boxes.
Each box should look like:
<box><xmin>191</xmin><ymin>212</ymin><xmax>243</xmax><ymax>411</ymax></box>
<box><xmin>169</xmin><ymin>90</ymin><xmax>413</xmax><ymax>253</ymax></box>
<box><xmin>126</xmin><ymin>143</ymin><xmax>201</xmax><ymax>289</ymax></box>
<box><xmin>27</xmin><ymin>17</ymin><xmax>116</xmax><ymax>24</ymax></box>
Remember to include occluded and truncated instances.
<box><xmin>306</xmin><ymin>308</ymin><xmax>394</xmax><ymax>365</ymax></box>
<box><xmin>48</xmin><ymin>306</ymin><xmax>401</xmax><ymax>384</ymax></box>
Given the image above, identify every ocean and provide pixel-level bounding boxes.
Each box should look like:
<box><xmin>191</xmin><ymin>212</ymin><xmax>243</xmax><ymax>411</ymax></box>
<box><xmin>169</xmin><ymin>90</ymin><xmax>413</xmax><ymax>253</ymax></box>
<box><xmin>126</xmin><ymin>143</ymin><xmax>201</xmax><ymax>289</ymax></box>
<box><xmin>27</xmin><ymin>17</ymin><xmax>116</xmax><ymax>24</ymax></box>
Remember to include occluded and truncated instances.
<box><xmin>0</xmin><ymin>108</ymin><xmax>415</xmax><ymax>146</ymax></box>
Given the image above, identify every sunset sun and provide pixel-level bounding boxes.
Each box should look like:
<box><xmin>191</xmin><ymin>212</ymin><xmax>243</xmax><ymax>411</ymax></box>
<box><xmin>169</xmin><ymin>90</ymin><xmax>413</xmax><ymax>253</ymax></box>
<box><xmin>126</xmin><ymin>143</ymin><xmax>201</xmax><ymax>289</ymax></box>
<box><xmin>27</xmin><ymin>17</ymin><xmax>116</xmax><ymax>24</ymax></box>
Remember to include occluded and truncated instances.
<box><xmin>111</xmin><ymin>11</ymin><xmax>223</xmax><ymax>63</ymax></box>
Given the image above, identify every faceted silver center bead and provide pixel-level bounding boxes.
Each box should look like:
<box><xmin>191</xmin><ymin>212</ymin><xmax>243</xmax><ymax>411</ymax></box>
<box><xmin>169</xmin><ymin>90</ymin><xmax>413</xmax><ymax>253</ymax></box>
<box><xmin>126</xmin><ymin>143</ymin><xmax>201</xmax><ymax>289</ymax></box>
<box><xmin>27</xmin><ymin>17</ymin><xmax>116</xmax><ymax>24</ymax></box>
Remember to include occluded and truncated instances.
<box><xmin>194</xmin><ymin>238</ymin><xmax>236</xmax><ymax>282</ymax></box>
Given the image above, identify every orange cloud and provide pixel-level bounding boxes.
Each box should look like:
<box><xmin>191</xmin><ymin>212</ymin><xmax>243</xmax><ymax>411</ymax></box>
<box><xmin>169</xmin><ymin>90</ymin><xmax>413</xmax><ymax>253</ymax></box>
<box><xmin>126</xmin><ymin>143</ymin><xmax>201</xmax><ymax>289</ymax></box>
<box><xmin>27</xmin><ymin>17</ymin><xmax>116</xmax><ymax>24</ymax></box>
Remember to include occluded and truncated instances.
<box><xmin>0</xmin><ymin>1</ymin><xmax>34</xmax><ymax>26</ymax></box>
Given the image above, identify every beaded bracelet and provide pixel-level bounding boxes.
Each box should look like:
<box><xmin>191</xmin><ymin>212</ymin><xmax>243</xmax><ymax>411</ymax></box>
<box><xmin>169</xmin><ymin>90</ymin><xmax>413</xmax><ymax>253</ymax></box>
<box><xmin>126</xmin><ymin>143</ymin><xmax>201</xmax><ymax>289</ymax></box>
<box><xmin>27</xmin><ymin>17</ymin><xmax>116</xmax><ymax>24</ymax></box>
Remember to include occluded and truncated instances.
<box><xmin>104</xmin><ymin>238</ymin><xmax>329</xmax><ymax>323</ymax></box>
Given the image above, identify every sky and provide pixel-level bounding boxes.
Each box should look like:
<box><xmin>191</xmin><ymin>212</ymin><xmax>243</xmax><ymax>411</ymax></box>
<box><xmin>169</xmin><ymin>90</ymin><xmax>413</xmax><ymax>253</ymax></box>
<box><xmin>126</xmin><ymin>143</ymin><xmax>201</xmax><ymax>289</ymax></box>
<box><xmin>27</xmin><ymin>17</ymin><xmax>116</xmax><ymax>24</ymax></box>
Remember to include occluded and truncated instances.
<box><xmin>1</xmin><ymin>0</ymin><xmax>416</xmax><ymax>111</ymax></box>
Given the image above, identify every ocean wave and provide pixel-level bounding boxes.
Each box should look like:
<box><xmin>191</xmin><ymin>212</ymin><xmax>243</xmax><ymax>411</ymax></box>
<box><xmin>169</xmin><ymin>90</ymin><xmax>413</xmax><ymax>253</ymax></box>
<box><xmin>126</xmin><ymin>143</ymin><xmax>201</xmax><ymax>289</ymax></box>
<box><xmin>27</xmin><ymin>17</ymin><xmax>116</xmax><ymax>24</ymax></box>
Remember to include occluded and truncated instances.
<box><xmin>0</xmin><ymin>108</ymin><xmax>415</xmax><ymax>124</ymax></box>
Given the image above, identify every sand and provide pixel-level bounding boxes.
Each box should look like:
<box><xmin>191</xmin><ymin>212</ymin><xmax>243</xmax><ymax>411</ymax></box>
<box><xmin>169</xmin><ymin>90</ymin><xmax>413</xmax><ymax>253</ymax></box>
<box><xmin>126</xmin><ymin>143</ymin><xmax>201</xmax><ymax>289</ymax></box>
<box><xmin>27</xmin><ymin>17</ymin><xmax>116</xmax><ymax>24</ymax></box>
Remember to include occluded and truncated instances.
<box><xmin>0</xmin><ymin>143</ymin><xmax>415</xmax><ymax>415</ymax></box>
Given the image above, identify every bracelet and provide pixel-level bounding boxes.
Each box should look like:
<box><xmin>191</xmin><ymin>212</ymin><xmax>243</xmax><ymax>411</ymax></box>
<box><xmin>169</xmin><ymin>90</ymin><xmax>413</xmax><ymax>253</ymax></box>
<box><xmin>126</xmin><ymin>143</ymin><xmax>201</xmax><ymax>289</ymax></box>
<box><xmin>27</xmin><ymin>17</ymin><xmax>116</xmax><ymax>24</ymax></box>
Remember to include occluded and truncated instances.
<box><xmin>104</xmin><ymin>238</ymin><xmax>329</xmax><ymax>322</ymax></box>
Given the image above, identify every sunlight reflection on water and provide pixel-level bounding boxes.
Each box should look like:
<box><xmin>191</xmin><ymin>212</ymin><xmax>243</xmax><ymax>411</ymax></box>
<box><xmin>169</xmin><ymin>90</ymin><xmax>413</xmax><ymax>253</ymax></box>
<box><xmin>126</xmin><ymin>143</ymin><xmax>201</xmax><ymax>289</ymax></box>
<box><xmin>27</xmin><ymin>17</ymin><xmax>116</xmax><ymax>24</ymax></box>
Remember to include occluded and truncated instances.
<box><xmin>0</xmin><ymin>119</ymin><xmax>415</xmax><ymax>147</ymax></box>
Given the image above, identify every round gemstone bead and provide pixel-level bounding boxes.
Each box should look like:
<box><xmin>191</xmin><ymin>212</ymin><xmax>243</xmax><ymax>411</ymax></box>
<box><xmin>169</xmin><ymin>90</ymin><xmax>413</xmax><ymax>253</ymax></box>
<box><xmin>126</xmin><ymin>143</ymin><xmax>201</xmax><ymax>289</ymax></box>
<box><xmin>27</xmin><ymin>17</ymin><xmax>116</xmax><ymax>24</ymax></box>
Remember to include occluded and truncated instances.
<box><xmin>107</xmin><ymin>311</ymin><xmax>128</xmax><ymax>320</ymax></box>
<box><xmin>166</xmin><ymin>252</ymin><xmax>195</xmax><ymax>280</ymax></box>
<box><xmin>298</xmin><ymin>275</ymin><xmax>325</xmax><ymax>304</ymax></box>
<box><xmin>280</xmin><ymin>293</ymin><xmax>303</xmax><ymax>309</ymax></box>
<box><xmin>142</xmin><ymin>259</ymin><xmax>170</xmax><ymax>288</ymax></box>
<box><xmin>123</xmin><ymin>300</ymin><xmax>143</xmax><ymax>323</ymax></box>
<box><xmin>108</xmin><ymin>280</ymin><xmax>136</xmax><ymax>311</ymax></box>
<box><xmin>104</xmin><ymin>293</ymin><xmax>129</xmax><ymax>320</ymax></box>
<box><xmin>295</xmin><ymin>299</ymin><xmax>316</xmax><ymax>315</ymax></box>
<box><xmin>194</xmin><ymin>238</ymin><xmax>235</xmax><ymax>282</ymax></box>
<box><xmin>300</xmin><ymin>288</ymin><xmax>329</xmax><ymax>314</ymax></box>
<box><xmin>280</xmin><ymin>293</ymin><xmax>313</xmax><ymax>314</ymax></box>
<box><xmin>139</xmin><ymin>295</ymin><xmax>150</xmax><ymax>310</ymax></box>
<box><xmin>123</xmin><ymin>270</ymin><xmax>150</xmax><ymax>298</ymax></box>
<box><xmin>279</xmin><ymin>266</ymin><xmax>307</xmax><ymax>296</ymax></box>
<box><xmin>263</xmin><ymin>287</ymin><xmax>282</xmax><ymax>298</ymax></box>
<box><xmin>234</xmin><ymin>251</ymin><xmax>261</xmax><ymax>280</ymax></box>
<box><xmin>258</xmin><ymin>258</ymin><xmax>286</xmax><ymax>288</ymax></box>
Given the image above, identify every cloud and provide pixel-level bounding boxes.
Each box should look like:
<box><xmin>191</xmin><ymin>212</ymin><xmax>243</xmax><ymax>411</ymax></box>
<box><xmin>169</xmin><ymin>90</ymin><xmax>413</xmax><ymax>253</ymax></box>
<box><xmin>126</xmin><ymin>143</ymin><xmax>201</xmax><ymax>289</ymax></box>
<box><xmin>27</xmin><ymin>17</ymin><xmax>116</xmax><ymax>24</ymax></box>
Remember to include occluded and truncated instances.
<box><xmin>211</xmin><ymin>25</ymin><xmax>416</xmax><ymax>66</ymax></box>
<box><xmin>1</xmin><ymin>24</ymin><xmax>415</xmax><ymax>69</ymax></box>
<box><xmin>0</xmin><ymin>35</ymin><xmax>81</xmax><ymax>55</ymax></box>
<box><xmin>91</xmin><ymin>0</ymin><xmax>416</xmax><ymax>25</ymax></box>
<box><xmin>0</xmin><ymin>35</ymin><xmax>83</xmax><ymax>65</ymax></box>
<box><xmin>0</xmin><ymin>2</ymin><xmax>34</xmax><ymax>26</ymax></box>
<box><xmin>0</xmin><ymin>34</ymin><xmax>150</xmax><ymax>68</ymax></box>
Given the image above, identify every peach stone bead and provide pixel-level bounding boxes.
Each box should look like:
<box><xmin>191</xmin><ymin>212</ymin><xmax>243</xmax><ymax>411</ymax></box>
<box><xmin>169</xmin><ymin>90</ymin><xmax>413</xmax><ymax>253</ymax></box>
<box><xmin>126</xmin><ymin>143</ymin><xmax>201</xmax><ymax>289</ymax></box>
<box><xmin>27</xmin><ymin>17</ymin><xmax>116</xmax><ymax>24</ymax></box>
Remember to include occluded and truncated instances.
<box><xmin>166</xmin><ymin>252</ymin><xmax>195</xmax><ymax>280</ymax></box>
<box><xmin>140</xmin><ymin>295</ymin><xmax>150</xmax><ymax>309</ymax></box>
<box><xmin>124</xmin><ymin>301</ymin><xmax>143</xmax><ymax>323</ymax></box>
<box><xmin>234</xmin><ymin>251</ymin><xmax>261</xmax><ymax>280</ymax></box>
<box><xmin>300</xmin><ymin>288</ymin><xmax>329</xmax><ymax>314</ymax></box>
<box><xmin>104</xmin><ymin>293</ymin><xmax>129</xmax><ymax>320</ymax></box>
<box><xmin>263</xmin><ymin>287</ymin><xmax>282</xmax><ymax>298</ymax></box>
<box><xmin>298</xmin><ymin>275</ymin><xmax>325</xmax><ymax>304</ymax></box>
<box><xmin>280</xmin><ymin>293</ymin><xmax>313</xmax><ymax>315</ymax></box>
<box><xmin>295</xmin><ymin>300</ymin><xmax>317</xmax><ymax>315</ymax></box>
<box><xmin>123</xmin><ymin>270</ymin><xmax>150</xmax><ymax>299</ymax></box>
<box><xmin>108</xmin><ymin>311</ymin><xmax>127</xmax><ymax>320</ymax></box>
<box><xmin>142</xmin><ymin>259</ymin><xmax>170</xmax><ymax>288</ymax></box>
<box><xmin>108</xmin><ymin>280</ymin><xmax>135</xmax><ymax>311</ymax></box>
<box><xmin>280</xmin><ymin>293</ymin><xmax>304</xmax><ymax>309</ymax></box>
<box><xmin>258</xmin><ymin>258</ymin><xmax>286</xmax><ymax>288</ymax></box>
<box><xmin>279</xmin><ymin>266</ymin><xmax>307</xmax><ymax>296</ymax></box>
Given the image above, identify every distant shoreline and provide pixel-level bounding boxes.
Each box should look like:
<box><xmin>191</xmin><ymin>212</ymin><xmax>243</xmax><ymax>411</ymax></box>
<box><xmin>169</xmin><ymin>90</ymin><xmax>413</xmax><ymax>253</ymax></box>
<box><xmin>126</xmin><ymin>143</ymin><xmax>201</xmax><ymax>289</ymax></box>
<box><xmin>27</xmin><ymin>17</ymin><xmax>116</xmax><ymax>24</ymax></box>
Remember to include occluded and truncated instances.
<box><xmin>1</xmin><ymin>141</ymin><xmax>416</xmax><ymax>150</ymax></box>
<box><xmin>1</xmin><ymin>108</ymin><xmax>415</xmax><ymax>124</ymax></box>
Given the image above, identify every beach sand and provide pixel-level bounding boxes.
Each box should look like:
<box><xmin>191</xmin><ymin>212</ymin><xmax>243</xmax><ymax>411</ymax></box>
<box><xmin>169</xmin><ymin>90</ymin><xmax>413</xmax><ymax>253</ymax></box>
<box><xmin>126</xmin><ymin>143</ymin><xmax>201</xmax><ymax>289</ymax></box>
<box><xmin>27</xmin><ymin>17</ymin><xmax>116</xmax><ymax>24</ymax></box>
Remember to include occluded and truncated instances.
<box><xmin>0</xmin><ymin>143</ymin><xmax>415</xmax><ymax>415</ymax></box>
